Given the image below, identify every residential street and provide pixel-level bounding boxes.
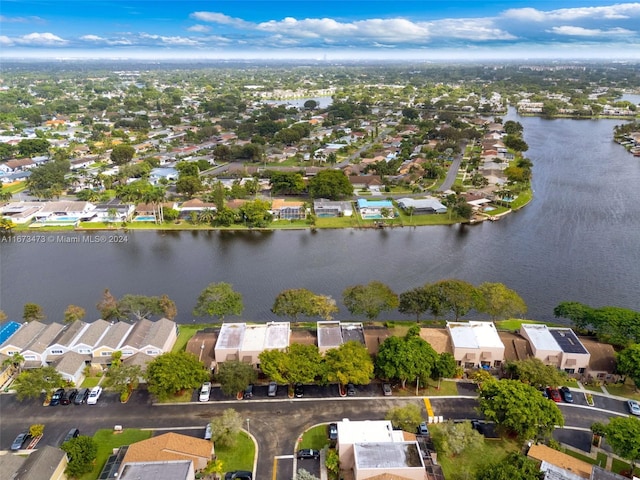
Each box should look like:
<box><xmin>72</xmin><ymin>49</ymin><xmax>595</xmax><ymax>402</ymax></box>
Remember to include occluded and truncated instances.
<box><xmin>0</xmin><ymin>384</ymin><xmax>633</xmax><ymax>480</ymax></box>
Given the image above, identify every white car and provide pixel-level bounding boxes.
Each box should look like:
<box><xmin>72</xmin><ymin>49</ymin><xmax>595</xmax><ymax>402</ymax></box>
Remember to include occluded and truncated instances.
<box><xmin>199</xmin><ymin>382</ymin><xmax>211</xmax><ymax>402</ymax></box>
<box><xmin>628</xmin><ymin>400</ymin><xmax>640</xmax><ymax>416</ymax></box>
<box><xmin>87</xmin><ymin>386</ymin><xmax>102</xmax><ymax>405</ymax></box>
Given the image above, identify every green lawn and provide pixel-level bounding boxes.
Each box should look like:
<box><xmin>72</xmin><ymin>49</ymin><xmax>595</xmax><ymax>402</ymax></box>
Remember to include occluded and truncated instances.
<box><xmin>431</xmin><ymin>425</ymin><xmax>520</xmax><ymax>479</ymax></box>
<box><xmin>298</xmin><ymin>424</ymin><xmax>331</xmax><ymax>450</ymax></box>
<box><xmin>216</xmin><ymin>431</ymin><xmax>255</xmax><ymax>474</ymax></box>
<box><xmin>172</xmin><ymin>324</ymin><xmax>219</xmax><ymax>353</ymax></box>
<box><xmin>80</xmin><ymin>429</ymin><xmax>152</xmax><ymax>480</ymax></box>
<box><xmin>81</xmin><ymin>376</ymin><xmax>102</xmax><ymax>388</ymax></box>
<box><xmin>4</xmin><ymin>182</ymin><xmax>27</xmax><ymax>194</ymax></box>
<box><xmin>561</xmin><ymin>447</ymin><xmax>606</xmax><ymax>467</ymax></box>
<box><xmin>611</xmin><ymin>458</ymin><xmax>640</xmax><ymax>477</ymax></box>
<box><xmin>603</xmin><ymin>381</ymin><xmax>640</xmax><ymax>401</ymax></box>
<box><xmin>495</xmin><ymin>318</ymin><xmax>562</xmax><ymax>331</ymax></box>
<box><xmin>156</xmin><ymin>389</ymin><xmax>194</xmax><ymax>403</ymax></box>
<box><xmin>392</xmin><ymin>378</ymin><xmax>461</xmax><ymax>397</ymax></box>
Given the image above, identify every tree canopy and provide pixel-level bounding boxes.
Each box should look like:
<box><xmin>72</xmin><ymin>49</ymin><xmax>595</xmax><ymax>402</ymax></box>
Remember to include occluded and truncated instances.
<box><xmin>476</xmin><ymin>452</ymin><xmax>543</xmax><ymax>480</ymax></box>
<box><xmin>209</xmin><ymin>408</ymin><xmax>244</xmax><ymax>448</ymax></box>
<box><xmin>385</xmin><ymin>403</ymin><xmax>423</xmax><ymax>432</ymax></box>
<box><xmin>324</xmin><ymin>341</ymin><xmax>374</xmax><ymax>386</ymax></box>
<box><xmin>61</xmin><ymin>436</ymin><xmax>99</xmax><ymax>478</ymax></box>
<box><xmin>110</xmin><ymin>144</ymin><xmax>136</xmax><ymax>165</ymax></box>
<box><xmin>145</xmin><ymin>351</ymin><xmax>209</xmax><ymax>400</ymax></box>
<box><xmin>601</xmin><ymin>416</ymin><xmax>640</xmax><ymax>470</ymax></box>
<box><xmin>217</xmin><ymin>360</ymin><xmax>257</xmax><ymax>396</ymax></box>
<box><xmin>342</xmin><ymin>281</ymin><xmax>399</xmax><ymax>321</ymax></box>
<box><xmin>617</xmin><ymin>344</ymin><xmax>640</xmax><ymax>388</ymax></box>
<box><xmin>23</xmin><ymin>302</ymin><xmax>45</xmax><ymax>322</ymax></box>
<box><xmin>14</xmin><ymin>366</ymin><xmax>64</xmax><ymax>401</ymax></box>
<box><xmin>506</xmin><ymin>357</ymin><xmax>568</xmax><ymax>388</ymax></box>
<box><xmin>431</xmin><ymin>420</ymin><xmax>484</xmax><ymax>457</ymax></box>
<box><xmin>478</xmin><ymin>379</ymin><xmax>564</xmax><ymax>440</ymax></box>
<box><xmin>432</xmin><ymin>279</ymin><xmax>478</xmax><ymax>320</ymax></box>
<box><xmin>193</xmin><ymin>282</ymin><xmax>244</xmax><ymax>320</ymax></box>
<box><xmin>272</xmin><ymin>288</ymin><xmax>338</xmax><ymax>321</ymax></box>
<box><xmin>308</xmin><ymin>169</ymin><xmax>353</xmax><ymax>200</ymax></box>
<box><xmin>476</xmin><ymin>282</ymin><xmax>527</xmax><ymax>321</ymax></box>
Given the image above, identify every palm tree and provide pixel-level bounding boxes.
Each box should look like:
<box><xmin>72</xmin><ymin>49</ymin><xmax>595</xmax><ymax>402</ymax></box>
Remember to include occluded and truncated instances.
<box><xmin>406</xmin><ymin>206</ymin><xmax>416</xmax><ymax>225</ymax></box>
<box><xmin>2</xmin><ymin>352</ymin><xmax>25</xmax><ymax>375</ymax></box>
<box><xmin>198</xmin><ymin>208</ymin><xmax>216</xmax><ymax>225</ymax></box>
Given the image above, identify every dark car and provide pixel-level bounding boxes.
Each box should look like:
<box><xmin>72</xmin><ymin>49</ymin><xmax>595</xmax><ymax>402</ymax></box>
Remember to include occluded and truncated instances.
<box><xmin>417</xmin><ymin>422</ymin><xmax>430</xmax><ymax>436</ymax></box>
<box><xmin>297</xmin><ymin>449</ymin><xmax>320</xmax><ymax>460</ymax></box>
<box><xmin>74</xmin><ymin>388</ymin><xmax>89</xmax><ymax>405</ymax></box>
<box><xmin>546</xmin><ymin>387</ymin><xmax>562</xmax><ymax>403</ymax></box>
<box><xmin>62</xmin><ymin>428</ymin><xmax>80</xmax><ymax>445</ymax></box>
<box><xmin>560</xmin><ymin>386</ymin><xmax>574</xmax><ymax>403</ymax></box>
<box><xmin>346</xmin><ymin>383</ymin><xmax>356</xmax><ymax>396</ymax></box>
<box><xmin>294</xmin><ymin>383</ymin><xmax>304</xmax><ymax>398</ymax></box>
<box><xmin>61</xmin><ymin>389</ymin><xmax>78</xmax><ymax>405</ymax></box>
<box><xmin>541</xmin><ymin>388</ymin><xmax>549</xmax><ymax>399</ymax></box>
<box><xmin>243</xmin><ymin>384</ymin><xmax>253</xmax><ymax>399</ymax></box>
<box><xmin>382</xmin><ymin>383</ymin><xmax>392</xmax><ymax>396</ymax></box>
<box><xmin>328</xmin><ymin>422</ymin><xmax>338</xmax><ymax>442</ymax></box>
<box><xmin>50</xmin><ymin>388</ymin><xmax>65</xmax><ymax>406</ymax></box>
<box><xmin>267</xmin><ymin>381</ymin><xmax>277</xmax><ymax>397</ymax></box>
<box><xmin>10</xmin><ymin>432</ymin><xmax>29</xmax><ymax>451</ymax></box>
<box><xmin>224</xmin><ymin>471</ymin><xmax>252</xmax><ymax>480</ymax></box>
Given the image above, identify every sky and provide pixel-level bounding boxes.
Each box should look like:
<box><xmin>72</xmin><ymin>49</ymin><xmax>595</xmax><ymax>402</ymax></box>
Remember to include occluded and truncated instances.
<box><xmin>1</xmin><ymin>1</ymin><xmax>640</xmax><ymax>61</ymax></box>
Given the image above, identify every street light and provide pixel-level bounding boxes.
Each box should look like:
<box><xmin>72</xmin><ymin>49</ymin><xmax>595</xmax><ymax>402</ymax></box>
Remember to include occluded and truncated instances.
<box><xmin>246</xmin><ymin>418</ymin><xmax>250</xmax><ymax>433</ymax></box>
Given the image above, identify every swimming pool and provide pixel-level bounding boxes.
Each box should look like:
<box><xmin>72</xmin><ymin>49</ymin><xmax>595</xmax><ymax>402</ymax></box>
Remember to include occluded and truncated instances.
<box><xmin>133</xmin><ymin>215</ymin><xmax>156</xmax><ymax>222</ymax></box>
<box><xmin>50</xmin><ymin>216</ymin><xmax>79</xmax><ymax>222</ymax></box>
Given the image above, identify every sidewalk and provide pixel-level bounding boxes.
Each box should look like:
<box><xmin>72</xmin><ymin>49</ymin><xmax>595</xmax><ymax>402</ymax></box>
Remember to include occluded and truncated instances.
<box><xmin>574</xmin><ymin>381</ymin><xmax>632</xmax><ymax>402</ymax></box>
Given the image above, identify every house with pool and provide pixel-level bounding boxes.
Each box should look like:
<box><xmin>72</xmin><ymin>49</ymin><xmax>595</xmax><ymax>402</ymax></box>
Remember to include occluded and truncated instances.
<box><xmin>356</xmin><ymin>198</ymin><xmax>395</xmax><ymax>219</ymax></box>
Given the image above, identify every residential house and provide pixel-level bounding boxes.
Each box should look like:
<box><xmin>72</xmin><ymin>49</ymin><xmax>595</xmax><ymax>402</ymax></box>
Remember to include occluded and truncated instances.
<box><xmin>270</xmin><ymin>198</ymin><xmax>306</xmax><ymax>220</ymax></box>
<box><xmin>71</xmin><ymin>319</ymin><xmax>111</xmax><ymax>356</ymax></box>
<box><xmin>0</xmin><ymin>321</ymin><xmax>47</xmax><ymax>358</ymax></box>
<box><xmin>119</xmin><ymin>461</ymin><xmax>195</xmax><ymax>480</ymax></box>
<box><xmin>520</xmin><ymin>324</ymin><xmax>590</xmax><ymax>374</ymax></box>
<box><xmin>313</xmin><ymin>199</ymin><xmax>353</xmax><ymax>217</ymax></box>
<box><xmin>0</xmin><ymin>321</ymin><xmax>22</xmax><ymax>386</ymax></box>
<box><xmin>91</xmin><ymin>200</ymin><xmax>135</xmax><ymax>223</ymax></box>
<box><xmin>446</xmin><ymin>321</ymin><xmax>505</xmax><ymax>369</ymax></box>
<box><xmin>396</xmin><ymin>197</ymin><xmax>447</xmax><ymax>215</ymax></box>
<box><xmin>1</xmin><ymin>202</ymin><xmax>44</xmax><ymax>224</ymax></box>
<box><xmin>337</xmin><ymin>420</ymin><xmax>428</xmax><ymax>480</ymax></box>
<box><xmin>527</xmin><ymin>444</ymin><xmax>592</xmax><ymax>479</ymax></box>
<box><xmin>117</xmin><ymin>318</ymin><xmax>177</xmax><ymax>358</ymax></box>
<box><xmin>51</xmin><ymin>351</ymin><xmax>88</xmax><ymax>385</ymax></box>
<box><xmin>349</xmin><ymin>175</ymin><xmax>383</xmax><ymax>190</ymax></box>
<box><xmin>317</xmin><ymin>321</ymin><xmax>366</xmax><ymax>355</ymax></box>
<box><xmin>214</xmin><ymin>322</ymin><xmax>290</xmax><ymax>367</ymax></box>
<box><xmin>6</xmin><ymin>158</ymin><xmax>35</xmax><ymax>171</ymax></box>
<box><xmin>92</xmin><ymin>321</ymin><xmax>135</xmax><ymax>364</ymax></box>
<box><xmin>45</xmin><ymin>321</ymin><xmax>89</xmax><ymax>359</ymax></box>
<box><xmin>178</xmin><ymin>199</ymin><xmax>217</xmax><ymax>219</ymax></box>
<box><xmin>2</xmin><ymin>445</ymin><xmax>69</xmax><ymax>480</ymax></box>
<box><xmin>119</xmin><ymin>432</ymin><xmax>214</xmax><ymax>475</ymax></box>
<box><xmin>356</xmin><ymin>199</ymin><xmax>395</xmax><ymax>219</ymax></box>
<box><xmin>20</xmin><ymin>322</ymin><xmax>66</xmax><ymax>368</ymax></box>
<box><xmin>32</xmin><ymin>201</ymin><xmax>96</xmax><ymax>222</ymax></box>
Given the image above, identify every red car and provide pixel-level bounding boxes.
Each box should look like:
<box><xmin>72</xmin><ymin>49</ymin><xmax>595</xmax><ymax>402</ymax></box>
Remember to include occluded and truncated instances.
<box><xmin>546</xmin><ymin>387</ymin><xmax>562</xmax><ymax>402</ymax></box>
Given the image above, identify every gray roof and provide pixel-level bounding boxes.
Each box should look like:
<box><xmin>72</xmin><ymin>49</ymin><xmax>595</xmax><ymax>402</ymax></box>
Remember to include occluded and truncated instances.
<box><xmin>49</xmin><ymin>321</ymin><xmax>88</xmax><ymax>348</ymax></box>
<box><xmin>119</xmin><ymin>460</ymin><xmax>193</xmax><ymax>480</ymax></box>
<box><xmin>100</xmin><ymin>321</ymin><xmax>135</xmax><ymax>349</ymax></box>
<box><xmin>121</xmin><ymin>318</ymin><xmax>175</xmax><ymax>350</ymax></box>
<box><xmin>23</xmin><ymin>323</ymin><xmax>65</xmax><ymax>354</ymax></box>
<box><xmin>317</xmin><ymin>321</ymin><xmax>343</xmax><ymax>348</ymax></box>
<box><xmin>0</xmin><ymin>452</ymin><xmax>27</xmax><ymax>478</ymax></box>
<box><xmin>11</xmin><ymin>445</ymin><xmax>68</xmax><ymax>480</ymax></box>
<box><xmin>74</xmin><ymin>319</ymin><xmax>110</xmax><ymax>347</ymax></box>
<box><xmin>216</xmin><ymin>323</ymin><xmax>245</xmax><ymax>350</ymax></box>
<box><xmin>52</xmin><ymin>351</ymin><xmax>89</xmax><ymax>375</ymax></box>
<box><xmin>0</xmin><ymin>321</ymin><xmax>47</xmax><ymax>350</ymax></box>
<box><xmin>354</xmin><ymin>442</ymin><xmax>424</xmax><ymax>469</ymax></box>
<box><xmin>120</xmin><ymin>319</ymin><xmax>153</xmax><ymax>349</ymax></box>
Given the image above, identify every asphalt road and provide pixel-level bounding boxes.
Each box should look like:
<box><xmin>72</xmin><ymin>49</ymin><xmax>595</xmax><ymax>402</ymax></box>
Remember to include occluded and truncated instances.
<box><xmin>0</xmin><ymin>385</ymin><xmax>633</xmax><ymax>480</ymax></box>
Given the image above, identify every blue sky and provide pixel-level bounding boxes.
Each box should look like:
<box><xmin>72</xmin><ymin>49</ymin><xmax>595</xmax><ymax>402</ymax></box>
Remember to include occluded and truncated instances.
<box><xmin>1</xmin><ymin>1</ymin><xmax>639</xmax><ymax>60</ymax></box>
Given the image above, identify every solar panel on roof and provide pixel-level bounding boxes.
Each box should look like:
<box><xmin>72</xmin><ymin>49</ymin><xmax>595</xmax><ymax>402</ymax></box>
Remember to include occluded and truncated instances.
<box><xmin>549</xmin><ymin>329</ymin><xmax>588</xmax><ymax>354</ymax></box>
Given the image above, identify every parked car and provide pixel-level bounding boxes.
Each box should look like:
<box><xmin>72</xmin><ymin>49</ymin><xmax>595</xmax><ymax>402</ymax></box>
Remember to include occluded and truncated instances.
<box><xmin>10</xmin><ymin>432</ymin><xmax>29</xmax><ymax>451</ymax></box>
<box><xmin>204</xmin><ymin>423</ymin><xmax>212</xmax><ymax>440</ymax></box>
<box><xmin>74</xmin><ymin>388</ymin><xmax>89</xmax><ymax>405</ymax></box>
<box><xmin>297</xmin><ymin>449</ymin><xmax>320</xmax><ymax>460</ymax></box>
<box><xmin>560</xmin><ymin>386</ymin><xmax>574</xmax><ymax>403</ymax></box>
<box><xmin>417</xmin><ymin>422</ymin><xmax>430</xmax><ymax>436</ymax></box>
<box><xmin>87</xmin><ymin>386</ymin><xmax>102</xmax><ymax>405</ymax></box>
<box><xmin>382</xmin><ymin>383</ymin><xmax>392</xmax><ymax>396</ymax></box>
<box><xmin>294</xmin><ymin>383</ymin><xmax>304</xmax><ymax>398</ymax></box>
<box><xmin>50</xmin><ymin>388</ymin><xmax>65</xmax><ymax>406</ymax></box>
<box><xmin>62</xmin><ymin>428</ymin><xmax>80</xmax><ymax>445</ymax></box>
<box><xmin>61</xmin><ymin>389</ymin><xmax>78</xmax><ymax>405</ymax></box>
<box><xmin>346</xmin><ymin>383</ymin><xmax>356</xmax><ymax>396</ymax></box>
<box><xmin>541</xmin><ymin>388</ymin><xmax>549</xmax><ymax>399</ymax></box>
<box><xmin>267</xmin><ymin>382</ymin><xmax>277</xmax><ymax>397</ymax></box>
<box><xmin>243</xmin><ymin>384</ymin><xmax>254</xmax><ymax>399</ymax></box>
<box><xmin>199</xmin><ymin>382</ymin><xmax>211</xmax><ymax>402</ymax></box>
<box><xmin>628</xmin><ymin>400</ymin><xmax>640</xmax><ymax>416</ymax></box>
<box><xmin>224</xmin><ymin>471</ymin><xmax>252</xmax><ymax>480</ymax></box>
<box><xmin>328</xmin><ymin>422</ymin><xmax>338</xmax><ymax>442</ymax></box>
<box><xmin>546</xmin><ymin>387</ymin><xmax>562</xmax><ymax>403</ymax></box>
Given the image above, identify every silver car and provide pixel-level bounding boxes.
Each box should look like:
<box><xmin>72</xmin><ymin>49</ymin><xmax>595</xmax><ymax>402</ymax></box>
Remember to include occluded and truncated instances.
<box><xmin>628</xmin><ymin>400</ymin><xmax>640</xmax><ymax>416</ymax></box>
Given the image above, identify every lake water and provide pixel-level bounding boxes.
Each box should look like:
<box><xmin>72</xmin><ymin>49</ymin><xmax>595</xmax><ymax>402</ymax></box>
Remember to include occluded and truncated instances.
<box><xmin>1</xmin><ymin>113</ymin><xmax>639</xmax><ymax>324</ymax></box>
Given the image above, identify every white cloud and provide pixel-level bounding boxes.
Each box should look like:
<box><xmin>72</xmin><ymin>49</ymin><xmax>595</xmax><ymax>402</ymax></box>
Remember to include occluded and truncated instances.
<box><xmin>187</xmin><ymin>24</ymin><xmax>210</xmax><ymax>33</ymax></box>
<box><xmin>504</xmin><ymin>3</ymin><xmax>640</xmax><ymax>22</ymax></box>
<box><xmin>0</xmin><ymin>35</ymin><xmax>14</xmax><ymax>45</ymax></box>
<box><xmin>0</xmin><ymin>15</ymin><xmax>45</xmax><ymax>24</ymax></box>
<box><xmin>190</xmin><ymin>11</ymin><xmax>248</xmax><ymax>28</ymax></box>
<box><xmin>550</xmin><ymin>26</ymin><xmax>634</xmax><ymax>37</ymax></box>
<box><xmin>15</xmin><ymin>32</ymin><xmax>67</xmax><ymax>45</ymax></box>
<box><xmin>81</xmin><ymin>34</ymin><xmax>105</xmax><ymax>42</ymax></box>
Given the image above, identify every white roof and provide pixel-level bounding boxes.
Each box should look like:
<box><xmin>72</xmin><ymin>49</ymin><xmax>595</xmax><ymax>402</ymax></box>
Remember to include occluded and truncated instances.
<box><xmin>520</xmin><ymin>324</ymin><xmax>560</xmax><ymax>352</ymax></box>
<box><xmin>242</xmin><ymin>324</ymin><xmax>266</xmax><ymax>351</ymax></box>
<box><xmin>447</xmin><ymin>321</ymin><xmax>504</xmax><ymax>349</ymax></box>
<box><xmin>337</xmin><ymin>420</ymin><xmax>405</xmax><ymax>445</ymax></box>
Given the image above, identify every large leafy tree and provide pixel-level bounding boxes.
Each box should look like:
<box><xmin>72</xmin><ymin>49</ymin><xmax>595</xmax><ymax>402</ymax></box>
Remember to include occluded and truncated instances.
<box><xmin>308</xmin><ymin>169</ymin><xmax>353</xmax><ymax>200</ymax></box>
<box><xmin>506</xmin><ymin>357</ymin><xmax>567</xmax><ymax>388</ymax></box>
<box><xmin>110</xmin><ymin>144</ymin><xmax>135</xmax><ymax>165</ymax></box>
<box><xmin>217</xmin><ymin>360</ymin><xmax>257</xmax><ymax>396</ymax></box>
<box><xmin>272</xmin><ymin>288</ymin><xmax>338</xmax><ymax>321</ymax></box>
<box><xmin>96</xmin><ymin>288</ymin><xmax>122</xmax><ymax>321</ymax></box>
<box><xmin>63</xmin><ymin>304</ymin><xmax>86</xmax><ymax>324</ymax></box>
<box><xmin>617</xmin><ymin>344</ymin><xmax>640</xmax><ymax>388</ymax></box>
<box><xmin>399</xmin><ymin>285</ymin><xmax>446</xmax><ymax>321</ymax></box>
<box><xmin>193</xmin><ymin>282</ymin><xmax>244</xmax><ymax>321</ymax></box>
<box><xmin>476</xmin><ymin>453</ymin><xmax>543</xmax><ymax>480</ymax></box>
<box><xmin>385</xmin><ymin>404</ymin><xmax>423</xmax><ymax>432</ymax></box>
<box><xmin>105</xmin><ymin>363</ymin><xmax>142</xmax><ymax>397</ymax></box>
<box><xmin>476</xmin><ymin>282</ymin><xmax>527</xmax><ymax>321</ymax></box>
<box><xmin>601</xmin><ymin>416</ymin><xmax>640</xmax><ymax>471</ymax></box>
<box><xmin>61</xmin><ymin>436</ymin><xmax>98</xmax><ymax>478</ymax></box>
<box><xmin>431</xmin><ymin>420</ymin><xmax>484</xmax><ymax>456</ymax></box>
<box><xmin>145</xmin><ymin>352</ymin><xmax>209</xmax><ymax>400</ymax></box>
<box><xmin>432</xmin><ymin>279</ymin><xmax>478</xmax><ymax>320</ymax></box>
<box><xmin>342</xmin><ymin>281</ymin><xmax>399</xmax><ymax>321</ymax></box>
<box><xmin>14</xmin><ymin>366</ymin><xmax>64</xmax><ymax>401</ymax></box>
<box><xmin>23</xmin><ymin>303</ymin><xmax>45</xmax><ymax>322</ymax></box>
<box><xmin>239</xmin><ymin>199</ymin><xmax>272</xmax><ymax>228</ymax></box>
<box><xmin>259</xmin><ymin>343</ymin><xmax>324</xmax><ymax>386</ymax></box>
<box><xmin>478</xmin><ymin>379</ymin><xmax>564</xmax><ymax>440</ymax></box>
<box><xmin>433</xmin><ymin>352</ymin><xmax>458</xmax><ymax>379</ymax></box>
<box><xmin>209</xmin><ymin>408</ymin><xmax>243</xmax><ymax>448</ymax></box>
<box><xmin>375</xmin><ymin>327</ymin><xmax>438</xmax><ymax>388</ymax></box>
<box><xmin>117</xmin><ymin>294</ymin><xmax>165</xmax><ymax>321</ymax></box>
<box><xmin>269</xmin><ymin>171</ymin><xmax>306</xmax><ymax>195</ymax></box>
<box><xmin>324</xmin><ymin>341</ymin><xmax>374</xmax><ymax>386</ymax></box>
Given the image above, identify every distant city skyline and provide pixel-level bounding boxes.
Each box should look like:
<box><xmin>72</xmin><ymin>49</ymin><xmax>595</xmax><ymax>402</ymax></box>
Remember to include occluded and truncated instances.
<box><xmin>1</xmin><ymin>1</ymin><xmax>640</xmax><ymax>60</ymax></box>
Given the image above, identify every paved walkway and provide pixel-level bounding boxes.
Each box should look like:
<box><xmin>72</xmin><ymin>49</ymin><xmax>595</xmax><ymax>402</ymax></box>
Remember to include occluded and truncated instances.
<box><xmin>574</xmin><ymin>381</ymin><xmax>631</xmax><ymax>402</ymax></box>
